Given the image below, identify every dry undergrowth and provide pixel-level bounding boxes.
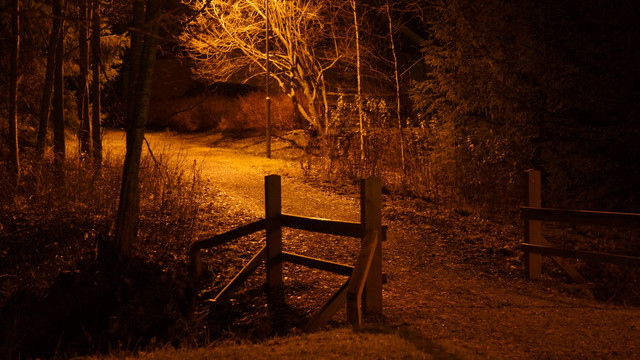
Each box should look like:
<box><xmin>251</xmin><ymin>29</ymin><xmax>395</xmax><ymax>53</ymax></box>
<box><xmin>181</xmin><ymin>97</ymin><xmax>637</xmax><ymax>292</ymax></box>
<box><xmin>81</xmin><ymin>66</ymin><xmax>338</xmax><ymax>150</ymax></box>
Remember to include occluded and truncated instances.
<box><xmin>0</xmin><ymin>145</ymin><xmax>227</xmax><ymax>358</ymax></box>
<box><xmin>2</xmin><ymin>131</ymin><xmax>640</xmax><ymax>359</ymax></box>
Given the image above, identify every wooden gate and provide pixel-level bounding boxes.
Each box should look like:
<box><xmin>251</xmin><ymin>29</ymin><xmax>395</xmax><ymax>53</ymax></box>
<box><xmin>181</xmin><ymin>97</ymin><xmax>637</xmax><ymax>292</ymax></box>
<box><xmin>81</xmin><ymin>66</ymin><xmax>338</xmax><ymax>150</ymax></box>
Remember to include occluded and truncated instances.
<box><xmin>189</xmin><ymin>175</ymin><xmax>385</xmax><ymax>331</ymax></box>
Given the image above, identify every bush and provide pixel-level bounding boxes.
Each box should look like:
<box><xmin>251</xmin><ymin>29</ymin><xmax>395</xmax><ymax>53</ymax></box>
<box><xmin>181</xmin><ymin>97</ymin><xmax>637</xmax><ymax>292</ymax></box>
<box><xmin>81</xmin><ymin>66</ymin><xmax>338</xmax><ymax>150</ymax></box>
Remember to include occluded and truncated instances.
<box><xmin>147</xmin><ymin>92</ymin><xmax>299</xmax><ymax>133</ymax></box>
<box><xmin>232</xmin><ymin>92</ymin><xmax>299</xmax><ymax>132</ymax></box>
<box><xmin>147</xmin><ymin>95</ymin><xmax>234</xmax><ymax>131</ymax></box>
<box><xmin>0</xmin><ymin>147</ymin><xmax>207</xmax><ymax>273</ymax></box>
<box><xmin>0</xmin><ymin>148</ymin><xmax>216</xmax><ymax>358</ymax></box>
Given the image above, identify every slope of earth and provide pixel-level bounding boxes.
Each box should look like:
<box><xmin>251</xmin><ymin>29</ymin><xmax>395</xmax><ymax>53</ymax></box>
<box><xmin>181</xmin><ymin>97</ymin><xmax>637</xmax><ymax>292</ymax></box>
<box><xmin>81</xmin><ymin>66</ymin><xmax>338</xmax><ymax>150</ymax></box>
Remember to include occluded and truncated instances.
<box><xmin>93</xmin><ymin>328</ymin><xmax>435</xmax><ymax>360</ymax></box>
<box><xmin>104</xmin><ymin>130</ymin><xmax>640</xmax><ymax>359</ymax></box>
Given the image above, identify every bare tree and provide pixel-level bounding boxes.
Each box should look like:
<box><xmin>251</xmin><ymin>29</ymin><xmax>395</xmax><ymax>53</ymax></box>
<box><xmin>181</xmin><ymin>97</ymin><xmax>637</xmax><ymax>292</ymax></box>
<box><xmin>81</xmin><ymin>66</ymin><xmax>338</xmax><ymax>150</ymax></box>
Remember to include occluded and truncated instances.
<box><xmin>91</xmin><ymin>0</ymin><xmax>102</xmax><ymax>166</ymax></box>
<box><xmin>53</xmin><ymin>0</ymin><xmax>66</xmax><ymax>170</ymax></box>
<box><xmin>78</xmin><ymin>0</ymin><xmax>91</xmax><ymax>157</ymax></box>
<box><xmin>385</xmin><ymin>0</ymin><xmax>405</xmax><ymax>172</ymax></box>
<box><xmin>350</xmin><ymin>0</ymin><xmax>365</xmax><ymax>169</ymax></box>
<box><xmin>180</xmin><ymin>0</ymin><xmax>343</xmax><ymax>134</ymax></box>
<box><xmin>114</xmin><ymin>0</ymin><xmax>164</xmax><ymax>258</ymax></box>
<box><xmin>36</xmin><ymin>0</ymin><xmax>63</xmax><ymax>159</ymax></box>
<box><xmin>8</xmin><ymin>0</ymin><xmax>20</xmax><ymax>183</ymax></box>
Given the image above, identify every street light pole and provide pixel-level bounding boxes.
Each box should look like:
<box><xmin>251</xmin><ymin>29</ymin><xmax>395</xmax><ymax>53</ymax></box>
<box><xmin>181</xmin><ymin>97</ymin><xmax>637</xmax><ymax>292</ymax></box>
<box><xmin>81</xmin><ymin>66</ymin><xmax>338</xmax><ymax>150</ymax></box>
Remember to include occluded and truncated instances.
<box><xmin>265</xmin><ymin>0</ymin><xmax>271</xmax><ymax>158</ymax></box>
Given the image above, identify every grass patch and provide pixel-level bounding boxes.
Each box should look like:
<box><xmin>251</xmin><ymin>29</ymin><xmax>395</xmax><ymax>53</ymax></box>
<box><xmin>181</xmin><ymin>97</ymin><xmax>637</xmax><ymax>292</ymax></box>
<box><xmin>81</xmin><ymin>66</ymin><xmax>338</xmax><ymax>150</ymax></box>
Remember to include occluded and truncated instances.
<box><xmin>0</xmin><ymin>146</ymin><xmax>224</xmax><ymax>359</ymax></box>
<box><xmin>81</xmin><ymin>328</ymin><xmax>465</xmax><ymax>360</ymax></box>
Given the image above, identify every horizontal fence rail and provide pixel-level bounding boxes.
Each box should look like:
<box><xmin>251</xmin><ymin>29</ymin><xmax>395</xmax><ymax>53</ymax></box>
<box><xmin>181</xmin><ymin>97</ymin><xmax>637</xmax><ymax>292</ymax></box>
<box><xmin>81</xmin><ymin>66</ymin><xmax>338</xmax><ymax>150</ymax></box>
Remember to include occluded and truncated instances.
<box><xmin>280</xmin><ymin>252</ymin><xmax>354</xmax><ymax>276</ymax></box>
<box><xmin>521</xmin><ymin>207</ymin><xmax>640</xmax><ymax>228</ymax></box>
<box><xmin>280</xmin><ymin>214</ymin><xmax>388</xmax><ymax>240</ymax></box>
<box><xmin>521</xmin><ymin>169</ymin><xmax>640</xmax><ymax>282</ymax></box>
<box><xmin>280</xmin><ymin>214</ymin><xmax>363</xmax><ymax>238</ymax></box>
<box><xmin>189</xmin><ymin>219</ymin><xmax>266</xmax><ymax>276</ymax></box>
<box><xmin>521</xmin><ymin>244</ymin><xmax>640</xmax><ymax>267</ymax></box>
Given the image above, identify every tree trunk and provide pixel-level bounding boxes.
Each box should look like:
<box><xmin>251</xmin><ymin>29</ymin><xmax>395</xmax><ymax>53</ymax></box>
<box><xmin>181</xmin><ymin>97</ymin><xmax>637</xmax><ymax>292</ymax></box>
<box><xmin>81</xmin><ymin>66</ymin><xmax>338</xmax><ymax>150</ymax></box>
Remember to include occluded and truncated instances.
<box><xmin>290</xmin><ymin>63</ymin><xmax>323</xmax><ymax>135</ymax></box>
<box><xmin>91</xmin><ymin>0</ymin><xmax>102</xmax><ymax>166</ymax></box>
<box><xmin>78</xmin><ymin>0</ymin><xmax>91</xmax><ymax>157</ymax></box>
<box><xmin>321</xmin><ymin>73</ymin><xmax>330</xmax><ymax>135</ymax></box>
<box><xmin>53</xmin><ymin>0</ymin><xmax>66</xmax><ymax>171</ymax></box>
<box><xmin>114</xmin><ymin>0</ymin><xmax>163</xmax><ymax>258</ymax></box>
<box><xmin>8</xmin><ymin>0</ymin><xmax>20</xmax><ymax>183</ymax></box>
<box><xmin>124</xmin><ymin>0</ymin><xmax>145</xmax><ymax>151</ymax></box>
<box><xmin>36</xmin><ymin>0</ymin><xmax>62</xmax><ymax>159</ymax></box>
<box><xmin>386</xmin><ymin>1</ymin><xmax>405</xmax><ymax>172</ymax></box>
<box><xmin>265</xmin><ymin>0</ymin><xmax>271</xmax><ymax>158</ymax></box>
<box><xmin>287</xmin><ymin>82</ymin><xmax>322</xmax><ymax>136</ymax></box>
<box><xmin>351</xmin><ymin>0</ymin><xmax>365</xmax><ymax>171</ymax></box>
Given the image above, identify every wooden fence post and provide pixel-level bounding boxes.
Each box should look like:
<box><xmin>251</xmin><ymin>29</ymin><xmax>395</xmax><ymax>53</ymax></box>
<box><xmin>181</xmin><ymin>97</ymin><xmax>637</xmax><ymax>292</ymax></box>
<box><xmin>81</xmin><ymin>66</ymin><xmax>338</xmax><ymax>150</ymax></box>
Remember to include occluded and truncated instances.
<box><xmin>361</xmin><ymin>176</ymin><xmax>382</xmax><ymax>314</ymax></box>
<box><xmin>190</xmin><ymin>247</ymin><xmax>202</xmax><ymax>277</ymax></box>
<box><xmin>525</xmin><ymin>169</ymin><xmax>543</xmax><ymax>280</ymax></box>
<box><xmin>265</xmin><ymin>175</ymin><xmax>283</xmax><ymax>295</ymax></box>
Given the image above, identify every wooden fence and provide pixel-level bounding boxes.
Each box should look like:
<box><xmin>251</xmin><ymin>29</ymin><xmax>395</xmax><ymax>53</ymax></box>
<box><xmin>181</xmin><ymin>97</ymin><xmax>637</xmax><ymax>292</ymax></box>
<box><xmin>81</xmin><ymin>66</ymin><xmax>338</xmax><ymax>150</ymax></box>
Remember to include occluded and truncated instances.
<box><xmin>521</xmin><ymin>169</ymin><xmax>640</xmax><ymax>282</ymax></box>
<box><xmin>189</xmin><ymin>175</ymin><xmax>386</xmax><ymax>331</ymax></box>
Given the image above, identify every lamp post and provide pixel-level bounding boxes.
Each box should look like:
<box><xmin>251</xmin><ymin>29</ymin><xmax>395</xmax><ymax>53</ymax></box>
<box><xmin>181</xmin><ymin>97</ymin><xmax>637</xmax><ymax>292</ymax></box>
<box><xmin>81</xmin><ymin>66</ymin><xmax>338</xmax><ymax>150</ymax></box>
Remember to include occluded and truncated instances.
<box><xmin>265</xmin><ymin>0</ymin><xmax>271</xmax><ymax>158</ymax></box>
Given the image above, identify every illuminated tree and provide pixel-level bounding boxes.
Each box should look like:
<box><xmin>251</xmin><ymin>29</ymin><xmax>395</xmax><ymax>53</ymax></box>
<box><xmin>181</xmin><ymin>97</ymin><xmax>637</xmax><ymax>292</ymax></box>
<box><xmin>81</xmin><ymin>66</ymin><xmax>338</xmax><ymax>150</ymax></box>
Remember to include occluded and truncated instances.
<box><xmin>351</xmin><ymin>0</ymin><xmax>364</xmax><ymax>167</ymax></box>
<box><xmin>8</xmin><ymin>0</ymin><xmax>20</xmax><ymax>183</ymax></box>
<box><xmin>180</xmin><ymin>0</ymin><xmax>343</xmax><ymax>134</ymax></box>
<box><xmin>384</xmin><ymin>0</ymin><xmax>405</xmax><ymax>172</ymax></box>
<box><xmin>35</xmin><ymin>2</ymin><xmax>62</xmax><ymax>159</ymax></box>
<box><xmin>91</xmin><ymin>0</ymin><xmax>102</xmax><ymax>166</ymax></box>
<box><xmin>78</xmin><ymin>0</ymin><xmax>91</xmax><ymax>158</ymax></box>
<box><xmin>52</xmin><ymin>0</ymin><xmax>66</xmax><ymax>170</ymax></box>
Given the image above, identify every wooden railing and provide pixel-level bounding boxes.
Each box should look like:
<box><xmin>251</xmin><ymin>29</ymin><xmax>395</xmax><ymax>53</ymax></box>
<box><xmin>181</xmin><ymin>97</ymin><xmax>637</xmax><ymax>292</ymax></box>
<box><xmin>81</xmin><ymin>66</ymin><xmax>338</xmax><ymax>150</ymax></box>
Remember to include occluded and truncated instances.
<box><xmin>189</xmin><ymin>175</ymin><xmax>385</xmax><ymax>331</ymax></box>
<box><xmin>521</xmin><ymin>169</ymin><xmax>640</xmax><ymax>282</ymax></box>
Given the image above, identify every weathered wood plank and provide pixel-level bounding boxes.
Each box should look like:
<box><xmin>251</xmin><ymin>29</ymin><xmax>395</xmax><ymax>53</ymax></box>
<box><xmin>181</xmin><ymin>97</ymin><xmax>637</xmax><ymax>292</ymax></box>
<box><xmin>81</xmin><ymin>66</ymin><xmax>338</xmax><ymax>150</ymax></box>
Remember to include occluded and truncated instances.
<box><xmin>281</xmin><ymin>252</ymin><xmax>354</xmax><ymax>276</ymax></box>
<box><xmin>361</xmin><ymin>176</ymin><xmax>383</xmax><ymax>314</ymax></box>
<box><xmin>524</xmin><ymin>169</ymin><xmax>543</xmax><ymax>280</ymax></box>
<box><xmin>521</xmin><ymin>207</ymin><xmax>640</xmax><ymax>228</ymax></box>
<box><xmin>189</xmin><ymin>219</ymin><xmax>266</xmax><ymax>276</ymax></box>
<box><xmin>280</xmin><ymin>214</ymin><xmax>388</xmax><ymax>240</ymax></box>
<box><xmin>304</xmin><ymin>281</ymin><xmax>349</xmax><ymax>333</ymax></box>
<box><xmin>211</xmin><ymin>245</ymin><xmax>267</xmax><ymax>303</ymax></box>
<box><xmin>539</xmin><ymin>237</ymin><xmax>587</xmax><ymax>284</ymax></box>
<box><xmin>280</xmin><ymin>214</ymin><xmax>363</xmax><ymax>238</ymax></box>
<box><xmin>190</xmin><ymin>219</ymin><xmax>266</xmax><ymax>251</ymax></box>
<box><xmin>189</xmin><ymin>248</ymin><xmax>203</xmax><ymax>277</ymax></box>
<box><xmin>266</xmin><ymin>175</ymin><xmax>283</xmax><ymax>292</ymax></box>
<box><xmin>522</xmin><ymin>243</ymin><xmax>640</xmax><ymax>267</ymax></box>
<box><xmin>347</xmin><ymin>231</ymin><xmax>379</xmax><ymax>328</ymax></box>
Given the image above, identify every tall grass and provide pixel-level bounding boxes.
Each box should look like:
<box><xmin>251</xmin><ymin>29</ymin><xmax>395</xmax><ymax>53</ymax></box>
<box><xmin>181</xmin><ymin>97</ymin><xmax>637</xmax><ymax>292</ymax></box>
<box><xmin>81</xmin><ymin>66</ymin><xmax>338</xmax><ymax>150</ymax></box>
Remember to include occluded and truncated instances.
<box><xmin>0</xmin><ymin>145</ymin><xmax>222</xmax><ymax>358</ymax></box>
<box><xmin>0</xmin><ymin>146</ymin><xmax>208</xmax><ymax>302</ymax></box>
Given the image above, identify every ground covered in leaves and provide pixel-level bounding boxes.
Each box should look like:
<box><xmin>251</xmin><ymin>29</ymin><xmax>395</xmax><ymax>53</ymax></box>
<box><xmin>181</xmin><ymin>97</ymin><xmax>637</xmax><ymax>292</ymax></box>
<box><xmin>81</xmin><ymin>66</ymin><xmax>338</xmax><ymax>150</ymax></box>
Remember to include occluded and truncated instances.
<box><xmin>149</xmin><ymin>130</ymin><xmax>640</xmax><ymax>359</ymax></box>
<box><xmin>1</xmin><ymin>130</ymin><xmax>639</xmax><ymax>359</ymax></box>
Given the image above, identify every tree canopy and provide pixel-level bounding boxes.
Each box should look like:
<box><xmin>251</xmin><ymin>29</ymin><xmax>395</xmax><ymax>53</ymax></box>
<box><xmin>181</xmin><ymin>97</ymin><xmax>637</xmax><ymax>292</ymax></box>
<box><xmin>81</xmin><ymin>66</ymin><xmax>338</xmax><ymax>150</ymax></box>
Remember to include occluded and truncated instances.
<box><xmin>180</xmin><ymin>0</ymin><xmax>346</xmax><ymax>133</ymax></box>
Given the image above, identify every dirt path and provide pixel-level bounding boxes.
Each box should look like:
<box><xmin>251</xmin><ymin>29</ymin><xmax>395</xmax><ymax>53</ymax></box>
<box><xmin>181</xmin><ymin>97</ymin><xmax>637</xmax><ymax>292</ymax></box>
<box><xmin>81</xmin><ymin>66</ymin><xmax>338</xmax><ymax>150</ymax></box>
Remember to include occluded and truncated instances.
<box><xmin>105</xmin><ymin>130</ymin><xmax>360</xmax><ymax>221</ymax></box>
<box><xmin>105</xmin><ymin>130</ymin><xmax>640</xmax><ymax>359</ymax></box>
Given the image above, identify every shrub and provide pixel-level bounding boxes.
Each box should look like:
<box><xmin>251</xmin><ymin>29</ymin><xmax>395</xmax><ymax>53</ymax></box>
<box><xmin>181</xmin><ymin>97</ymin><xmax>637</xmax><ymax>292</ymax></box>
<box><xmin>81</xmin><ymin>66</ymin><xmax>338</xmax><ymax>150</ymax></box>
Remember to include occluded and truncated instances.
<box><xmin>147</xmin><ymin>95</ymin><xmax>234</xmax><ymax>132</ymax></box>
<box><xmin>232</xmin><ymin>92</ymin><xmax>299</xmax><ymax>132</ymax></box>
<box><xmin>0</xmin><ymin>146</ymin><xmax>220</xmax><ymax>357</ymax></box>
<box><xmin>147</xmin><ymin>92</ymin><xmax>299</xmax><ymax>133</ymax></box>
<box><xmin>0</xmin><ymin>147</ymin><xmax>213</xmax><ymax>300</ymax></box>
